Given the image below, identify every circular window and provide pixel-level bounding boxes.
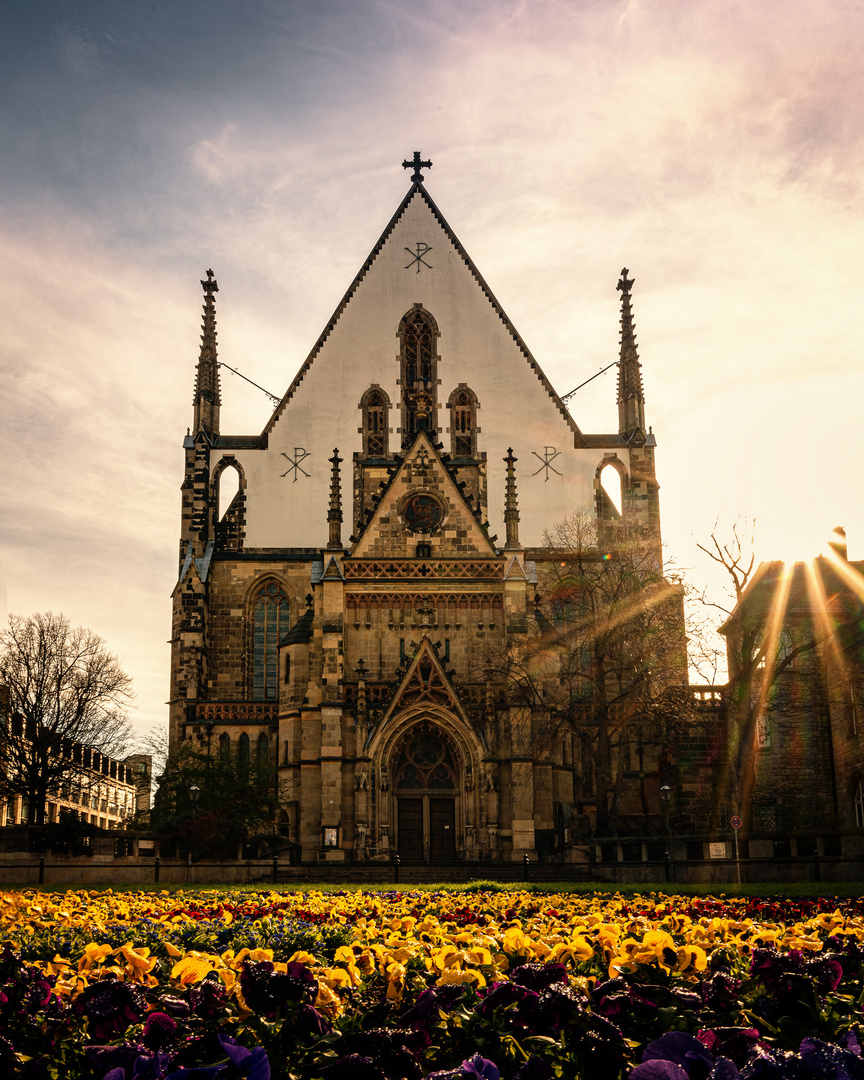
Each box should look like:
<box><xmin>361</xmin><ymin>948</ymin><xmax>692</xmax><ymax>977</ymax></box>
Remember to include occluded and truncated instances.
<box><xmin>402</xmin><ymin>492</ymin><xmax>444</xmax><ymax>534</ymax></box>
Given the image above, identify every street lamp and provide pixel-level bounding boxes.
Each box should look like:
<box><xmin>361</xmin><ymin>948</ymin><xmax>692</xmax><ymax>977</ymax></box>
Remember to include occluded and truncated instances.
<box><xmin>187</xmin><ymin>784</ymin><xmax>200</xmax><ymax>883</ymax></box>
<box><xmin>660</xmin><ymin>785</ymin><xmax>675</xmax><ymax>884</ymax></box>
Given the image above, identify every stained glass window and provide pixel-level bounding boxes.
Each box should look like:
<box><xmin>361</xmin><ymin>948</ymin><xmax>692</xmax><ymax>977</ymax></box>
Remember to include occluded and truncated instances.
<box><xmin>238</xmin><ymin>733</ymin><xmax>250</xmax><ymax>776</ymax></box>
<box><xmin>400</xmin><ymin>309</ymin><xmax>437</xmax><ymax>445</ymax></box>
<box><xmin>252</xmin><ymin>582</ymin><xmax>289</xmax><ymax>701</ymax></box>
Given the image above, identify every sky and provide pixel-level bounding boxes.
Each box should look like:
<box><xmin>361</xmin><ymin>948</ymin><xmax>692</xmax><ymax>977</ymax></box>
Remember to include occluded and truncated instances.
<box><xmin>1</xmin><ymin>0</ymin><xmax>862</xmax><ymax>739</ymax></box>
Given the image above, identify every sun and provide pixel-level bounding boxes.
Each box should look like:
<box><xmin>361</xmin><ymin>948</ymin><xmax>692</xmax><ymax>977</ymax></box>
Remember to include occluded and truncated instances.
<box><xmin>758</xmin><ymin>522</ymin><xmax>847</xmax><ymax>566</ymax></box>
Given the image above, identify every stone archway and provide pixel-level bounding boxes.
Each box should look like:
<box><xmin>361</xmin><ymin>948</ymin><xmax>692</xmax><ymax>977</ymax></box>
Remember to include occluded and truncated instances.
<box><xmin>391</xmin><ymin>720</ymin><xmax>460</xmax><ymax>863</ymax></box>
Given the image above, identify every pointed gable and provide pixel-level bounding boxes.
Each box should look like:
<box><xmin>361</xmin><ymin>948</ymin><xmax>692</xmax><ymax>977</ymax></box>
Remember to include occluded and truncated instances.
<box><xmin>349</xmin><ymin>430</ymin><xmax>497</xmax><ymax>559</ymax></box>
<box><xmin>262</xmin><ymin>183</ymin><xmax>582</xmax><ymax>443</ymax></box>
<box><xmin>378</xmin><ymin>637</ymin><xmax>470</xmax><ymax>730</ymax></box>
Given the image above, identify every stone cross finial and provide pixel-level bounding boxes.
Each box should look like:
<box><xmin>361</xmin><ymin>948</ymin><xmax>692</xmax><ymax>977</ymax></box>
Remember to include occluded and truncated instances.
<box><xmin>402</xmin><ymin>150</ymin><xmax>432</xmax><ymax>184</ymax></box>
<box><xmin>616</xmin><ymin>268</ymin><xmax>634</xmax><ymax>293</ymax></box>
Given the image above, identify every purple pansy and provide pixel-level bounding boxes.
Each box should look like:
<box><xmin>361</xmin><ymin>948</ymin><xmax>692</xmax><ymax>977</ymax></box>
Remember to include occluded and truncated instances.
<box><xmin>427</xmin><ymin>1054</ymin><xmax>500</xmax><ymax>1080</ymax></box>
<box><xmin>188</xmin><ymin>977</ymin><xmax>228</xmax><ymax>1021</ymax></box>
<box><xmin>510</xmin><ymin>963</ymin><xmax>568</xmax><ymax>992</ymax></box>
<box><xmin>218</xmin><ymin>1035</ymin><xmax>270</xmax><ymax>1080</ymax></box>
<box><xmin>239</xmin><ymin>960</ymin><xmax>317</xmax><ymax>1020</ymax></box>
<box><xmin>142</xmin><ymin>1012</ymin><xmax>176</xmax><ymax>1051</ymax></box>
<box><xmin>72</xmin><ymin>978</ymin><xmax>147</xmax><ymax>1040</ymax></box>
<box><xmin>642</xmin><ymin>1031</ymin><xmax>714</xmax><ymax>1078</ymax></box>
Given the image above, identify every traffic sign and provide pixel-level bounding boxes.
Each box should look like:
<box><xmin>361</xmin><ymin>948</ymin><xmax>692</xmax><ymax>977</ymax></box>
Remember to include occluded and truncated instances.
<box><xmin>731</xmin><ymin>815</ymin><xmax>742</xmax><ymax>829</ymax></box>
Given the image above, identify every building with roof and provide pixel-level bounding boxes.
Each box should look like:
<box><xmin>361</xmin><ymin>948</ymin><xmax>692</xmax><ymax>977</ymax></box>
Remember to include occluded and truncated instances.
<box><xmin>169</xmin><ymin>155</ymin><xmax>681</xmax><ymax>864</ymax></box>
<box><xmin>719</xmin><ymin>534</ymin><xmax>864</xmax><ymax>861</ymax></box>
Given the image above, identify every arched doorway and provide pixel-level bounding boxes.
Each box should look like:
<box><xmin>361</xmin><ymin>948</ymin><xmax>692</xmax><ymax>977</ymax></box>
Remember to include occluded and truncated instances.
<box><xmin>392</xmin><ymin>721</ymin><xmax>459</xmax><ymax>863</ymax></box>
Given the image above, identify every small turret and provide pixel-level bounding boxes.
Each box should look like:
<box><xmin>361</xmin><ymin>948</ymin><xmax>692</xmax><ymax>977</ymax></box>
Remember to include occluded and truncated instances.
<box><xmin>503</xmin><ymin>448</ymin><xmax>521</xmax><ymax>548</ymax></box>
<box><xmin>327</xmin><ymin>448</ymin><xmax>343</xmax><ymax>549</ymax></box>
<box><xmin>616</xmin><ymin>268</ymin><xmax>646</xmax><ymax>438</ymax></box>
<box><xmin>193</xmin><ymin>270</ymin><xmax>221</xmax><ymax>436</ymax></box>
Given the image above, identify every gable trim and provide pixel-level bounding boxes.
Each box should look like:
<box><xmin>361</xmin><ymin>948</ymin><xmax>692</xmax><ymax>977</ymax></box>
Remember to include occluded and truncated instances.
<box><xmin>261</xmin><ymin>182</ymin><xmax>585</xmax><ymax>445</ymax></box>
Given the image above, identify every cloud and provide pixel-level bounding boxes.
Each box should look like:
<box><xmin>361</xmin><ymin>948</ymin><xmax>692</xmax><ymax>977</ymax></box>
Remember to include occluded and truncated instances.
<box><xmin>3</xmin><ymin>0</ymin><xmax>863</xmax><ymax>731</ymax></box>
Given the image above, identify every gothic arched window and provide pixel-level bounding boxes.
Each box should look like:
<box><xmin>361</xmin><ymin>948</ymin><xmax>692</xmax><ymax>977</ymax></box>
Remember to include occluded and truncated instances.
<box><xmin>361</xmin><ymin>386</ymin><xmax>390</xmax><ymax>457</ymax></box>
<box><xmin>218</xmin><ymin>732</ymin><xmax>230</xmax><ymax>758</ymax></box>
<box><xmin>257</xmin><ymin>732</ymin><xmax>269</xmax><ymax>763</ymax></box>
<box><xmin>252</xmin><ymin>581</ymin><xmax>289</xmax><ymax>701</ymax></box>
<box><xmin>399</xmin><ymin>307</ymin><xmax>438</xmax><ymax>446</ymax></box>
<box><xmin>394</xmin><ymin>723</ymin><xmax>457</xmax><ymax>790</ymax></box>
<box><xmin>448</xmin><ymin>386</ymin><xmax>478</xmax><ymax>457</ymax></box>
<box><xmin>856</xmin><ymin>778</ymin><xmax>864</xmax><ymax>827</ymax></box>
<box><xmin>238</xmin><ymin>733</ymin><xmax>250</xmax><ymax>776</ymax></box>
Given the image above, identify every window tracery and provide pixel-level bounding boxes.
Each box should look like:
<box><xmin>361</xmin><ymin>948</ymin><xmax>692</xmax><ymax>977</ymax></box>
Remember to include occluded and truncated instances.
<box><xmin>361</xmin><ymin>386</ymin><xmax>390</xmax><ymax>457</ymax></box>
<box><xmin>251</xmin><ymin>581</ymin><xmax>289</xmax><ymax>701</ymax></box>
<box><xmin>394</xmin><ymin>723</ymin><xmax>457</xmax><ymax>790</ymax></box>
<box><xmin>448</xmin><ymin>386</ymin><xmax>477</xmax><ymax>457</ymax></box>
<box><xmin>399</xmin><ymin>307</ymin><xmax>438</xmax><ymax>445</ymax></box>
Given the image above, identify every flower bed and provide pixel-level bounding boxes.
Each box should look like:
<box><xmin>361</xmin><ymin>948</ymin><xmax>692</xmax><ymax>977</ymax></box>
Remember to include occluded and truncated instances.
<box><xmin>3</xmin><ymin>886</ymin><xmax>864</xmax><ymax>1078</ymax></box>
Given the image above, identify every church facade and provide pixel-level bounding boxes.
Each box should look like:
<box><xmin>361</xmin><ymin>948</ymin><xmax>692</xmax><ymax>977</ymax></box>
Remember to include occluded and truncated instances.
<box><xmin>169</xmin><ymin>157</ymin><xmax>668</xmax><ymax>864</ymax></box>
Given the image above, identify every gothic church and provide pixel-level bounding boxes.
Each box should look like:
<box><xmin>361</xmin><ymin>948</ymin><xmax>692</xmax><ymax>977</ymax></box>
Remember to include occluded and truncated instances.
<box><xmin>170</xmin><ymin>155</ymin><xmax>665</xmax><ymax>864</ymax></box>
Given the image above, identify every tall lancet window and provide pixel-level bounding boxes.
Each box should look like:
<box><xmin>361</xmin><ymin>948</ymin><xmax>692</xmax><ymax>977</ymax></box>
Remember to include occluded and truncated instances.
<box><xmin>448</xmin><ymin>386</ymin><xmax>478</xmax><ymax>457</ymax></box>
<box><xmin>399</xmin><ymin>307</ymin><xmax>438</xmax><ymax>446</ymax></box>
<box><xmin>361</xmin><ymin>386</ymin><xmax>390</xmax><ymax>457</ymax></box>
<box><xmin>251</xmin><ymin>581</ymin><xmax>289</xmax><ymax>701</ymax></box>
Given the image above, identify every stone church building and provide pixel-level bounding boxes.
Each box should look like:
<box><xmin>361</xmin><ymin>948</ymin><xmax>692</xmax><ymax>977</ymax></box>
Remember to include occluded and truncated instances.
<box><xmin>169</xmin><ymin>155</ymin><xmax>668</xmax><ymax>864</ymax></box>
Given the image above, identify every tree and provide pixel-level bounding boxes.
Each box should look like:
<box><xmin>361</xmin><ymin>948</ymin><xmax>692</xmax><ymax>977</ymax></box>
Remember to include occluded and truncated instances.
<box><xmin>0</xmin><ymin>612</ymin><xmax>133</xmax><ymax>827</ymax></box>
<box><xmin>150</xmin><ymin>739</ymin><xmax>280</xmax><ymax>859</ymax></box>
<box><xmin>698</xmin><ymin>518</ymin><xmax>821</xmax><ymax>829</ymax></box>
<box><xmin>485</xmin><ymin>512</ymin><xmax>692</xmax><ymax>837</ymax></box>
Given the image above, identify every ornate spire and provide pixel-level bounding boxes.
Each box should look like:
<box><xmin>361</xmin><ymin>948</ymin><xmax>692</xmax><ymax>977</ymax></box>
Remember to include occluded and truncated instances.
<box><xmin>193</xmin><ymin>270</ymin><xmax>221</xmax><ymax>436</ymax></box>
<box><xmin>327</xmin><ymin>448</ymin><xmax>343</xmax><ymax>548</ymax></box>
<box><xmin>504</xmin><ymin>448</ymin><xmax>521</xmax><ymax>548</ymax></box>
<box><xmin>616</xmin><ymin>268</ymin><xmax>646</xmax><ymax>437</ymax></box>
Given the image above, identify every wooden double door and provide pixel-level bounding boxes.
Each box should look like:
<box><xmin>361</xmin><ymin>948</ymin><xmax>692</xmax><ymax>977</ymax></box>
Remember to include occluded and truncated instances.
<box><xmin>397</xmin><ymin>796</ymin><xmax>456</xmax><ymax>863</ymax></box>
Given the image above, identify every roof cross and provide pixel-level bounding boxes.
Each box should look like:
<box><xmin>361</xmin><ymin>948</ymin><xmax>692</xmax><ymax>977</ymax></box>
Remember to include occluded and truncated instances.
<box><xmin>402</xmin><ymin>150</ymin><xmax>432</xmax><ymax>184</ymax></box>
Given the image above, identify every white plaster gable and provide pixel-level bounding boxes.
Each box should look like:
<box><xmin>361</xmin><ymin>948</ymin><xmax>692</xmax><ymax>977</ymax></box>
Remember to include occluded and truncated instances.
<box><xmin>213</xmin><ymin>185</ymin><xmax>638</xmax><ymax>550</ymax></box>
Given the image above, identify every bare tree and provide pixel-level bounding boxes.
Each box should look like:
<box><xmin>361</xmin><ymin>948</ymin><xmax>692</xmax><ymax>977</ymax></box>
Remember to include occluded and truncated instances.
<box><xmin>0</xmin><ymin>612</ymin><xmax>133</xmax><ymax>826</ymax></box>
<box><xmin>697</xmin><ymin>518</ymin><xmax>820</xmax><ymax>827</ymax></box>
<box><xmin>485</xmin><ymin>512</ymin><xmax>692</xmax><ymax>836</ymax></box>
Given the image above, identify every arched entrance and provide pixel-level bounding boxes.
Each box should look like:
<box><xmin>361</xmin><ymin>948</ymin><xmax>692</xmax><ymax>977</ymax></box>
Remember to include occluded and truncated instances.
<box><xmin>392</xmin><ymin>721</ymin><xmax>459</xmax><ymax>863</ymax></box>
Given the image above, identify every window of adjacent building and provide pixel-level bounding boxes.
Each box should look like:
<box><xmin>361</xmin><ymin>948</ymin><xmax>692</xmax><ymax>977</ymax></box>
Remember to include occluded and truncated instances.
<box><xmin>856</xmin><ymin>779</ymin><xmax>864</xmax><ymax>828</ymax></box>
<box><xmin>756</xmin><ymin>712</ymin><xmax>772</xmax><ymax>750</ymax></box>
<box><xmin>252</xmin><ymin>581</ymin><xmax>289</xmax><ymax>701</ymax></box>
<box><xmin>777</xmin><ymin>627</ymin><xmax>794</xmax><ymax>666</ymax></box>
<box><xmin>848</xmin><ymin>685</ymin><xmax>861</xmax><ymax>737</ymax></box>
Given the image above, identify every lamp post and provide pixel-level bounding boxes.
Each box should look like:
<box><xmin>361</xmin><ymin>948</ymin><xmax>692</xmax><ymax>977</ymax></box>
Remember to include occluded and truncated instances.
<box><xmin>187</xmin><ymin>784</ymin><xmax>200</xmax><ymax>883</ymax></box>
<box><xmin>660</xmin><ymin>785</ymin><xmax>675</xmax><ymax>884</ymax></box>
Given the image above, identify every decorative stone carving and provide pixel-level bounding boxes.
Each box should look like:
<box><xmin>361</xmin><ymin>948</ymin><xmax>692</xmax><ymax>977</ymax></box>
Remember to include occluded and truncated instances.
<box><xmin>483</xmin><ymin>764</ymin><xmax>498</xmax><ymax>792</ymax></box>
<box><xmin>355</xmin><ymin>765</ymin><xmax>368</xmax><ymax>791</ymax></box>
